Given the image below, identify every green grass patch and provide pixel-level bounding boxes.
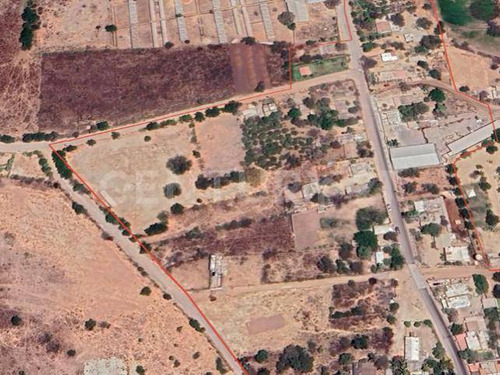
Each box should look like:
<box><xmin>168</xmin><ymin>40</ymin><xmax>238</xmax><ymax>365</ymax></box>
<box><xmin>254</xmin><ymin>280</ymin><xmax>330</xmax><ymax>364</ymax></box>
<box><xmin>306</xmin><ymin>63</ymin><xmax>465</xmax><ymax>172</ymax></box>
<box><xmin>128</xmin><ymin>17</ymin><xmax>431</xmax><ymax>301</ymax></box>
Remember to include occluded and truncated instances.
<box><xmin>292</xmin><ymin>56</ymin><xmax>349</xmax><ymax>81</ymax></box>
<box><xmin>438</xmin><ymin>0</ymin><xmax>473</xmax><ymax>25</ymax></box>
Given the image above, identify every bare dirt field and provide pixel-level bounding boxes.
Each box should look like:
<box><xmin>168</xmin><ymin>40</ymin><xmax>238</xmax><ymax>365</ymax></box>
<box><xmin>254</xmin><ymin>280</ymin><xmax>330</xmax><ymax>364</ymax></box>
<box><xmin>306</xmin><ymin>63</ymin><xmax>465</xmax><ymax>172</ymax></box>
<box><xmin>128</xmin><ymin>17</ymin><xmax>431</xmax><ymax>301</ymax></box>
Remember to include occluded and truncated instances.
<box><xmin>196</xmin><ymin>114</ymin><xmax>245</xmax><ymax>174</ymax></box>
<box><xmin>10</xmin><ymin>153</ymin><xmax>47</xmax><ymax>179</ymax></box>
<box><xmin>447</xmin><ymin>46</ymin><xmax>500</xmax><ymax>91</ymax></box>
<box><xmin>37</xmin><ymin>0</ymin><xmax>115</xmax><ymax>52</ymax></box>
<box><xmin>0</xmin><ymin>0</ymin><xmax>41</xmax><ymax>135</ymax></box>
<box><xmin>0</xmin><ymin>180</ymin><xmax>227</xmax><ymax>374</ymax></box>
<box><xmin>69</xmin><ymin>124</ymin><xmax>255</xmax><ymax>231</ymax></box>
<box><xmin>193</xmin><ymin>276</ymin><xmax>398</xmax><ymax>358</ymax></box>
<box><xmin>38</xmin><ymin>44</ymin><xmax>288</xmax><ymax>132</ymax></box>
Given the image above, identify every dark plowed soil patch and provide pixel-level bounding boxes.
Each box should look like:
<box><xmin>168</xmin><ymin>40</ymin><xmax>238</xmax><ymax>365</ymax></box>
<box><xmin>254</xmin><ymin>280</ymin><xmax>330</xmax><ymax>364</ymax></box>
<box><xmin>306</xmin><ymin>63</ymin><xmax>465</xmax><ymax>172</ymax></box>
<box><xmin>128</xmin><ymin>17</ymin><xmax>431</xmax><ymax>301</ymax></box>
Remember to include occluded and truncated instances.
<box><xmin>38</xmin><ymin>44</ymin><xmax>289</xmax><ymax>133</ymax></box>
<box><xmin>38</xmin><ymin>46</ymin><xmax>235</xmax><ymax>131</ymax></box>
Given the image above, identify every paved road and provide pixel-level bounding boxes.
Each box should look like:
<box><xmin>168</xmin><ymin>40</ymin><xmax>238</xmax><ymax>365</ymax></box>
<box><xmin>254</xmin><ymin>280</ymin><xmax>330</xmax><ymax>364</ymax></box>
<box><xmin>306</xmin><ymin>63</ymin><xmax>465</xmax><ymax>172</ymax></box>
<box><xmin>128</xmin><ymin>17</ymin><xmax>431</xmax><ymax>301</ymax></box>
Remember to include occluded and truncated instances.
<box><xmin>338</xmin><ymin>2</ymin><xmax>467</xmax><ymax>375</ymax></box>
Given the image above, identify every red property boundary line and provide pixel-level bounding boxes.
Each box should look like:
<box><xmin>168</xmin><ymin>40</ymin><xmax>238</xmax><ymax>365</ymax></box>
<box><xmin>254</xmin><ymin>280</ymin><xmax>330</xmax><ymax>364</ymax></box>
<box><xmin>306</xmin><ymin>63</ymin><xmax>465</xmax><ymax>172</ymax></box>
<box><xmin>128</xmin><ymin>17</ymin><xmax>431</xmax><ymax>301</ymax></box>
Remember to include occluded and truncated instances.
<box><xmin>427</xmin><ymin>0</ymin><xmax>499</xmax><ymax>271</ymax></box>
<box><xmin>47</xmin><ymin>2</ymin><xmax>354</xmax><ymax>374</ymax></box>
<box><xmin>46</xmin><ymin>0</ymin><xmax>497</xmax><ymax>371</ymax></box>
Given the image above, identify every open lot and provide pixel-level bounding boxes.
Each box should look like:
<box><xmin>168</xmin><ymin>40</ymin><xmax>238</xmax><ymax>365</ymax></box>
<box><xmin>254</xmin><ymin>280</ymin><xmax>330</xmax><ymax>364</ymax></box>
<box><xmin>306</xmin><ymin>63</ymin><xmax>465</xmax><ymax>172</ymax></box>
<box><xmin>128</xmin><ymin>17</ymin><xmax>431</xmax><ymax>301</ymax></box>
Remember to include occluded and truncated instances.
<box><xmin>196</xmin><ymin>115</ymin><xmax>245</xmax><ymax>174</ymax></box>
<box><xmin>69</xmin><ymin>122</ymin><xmax>254</xmax><ymax>231</ymax></box>
<box><xmin>0</xmin><ymin>180</ymin><xmax>226</xmax><ymax>374</ymax></box>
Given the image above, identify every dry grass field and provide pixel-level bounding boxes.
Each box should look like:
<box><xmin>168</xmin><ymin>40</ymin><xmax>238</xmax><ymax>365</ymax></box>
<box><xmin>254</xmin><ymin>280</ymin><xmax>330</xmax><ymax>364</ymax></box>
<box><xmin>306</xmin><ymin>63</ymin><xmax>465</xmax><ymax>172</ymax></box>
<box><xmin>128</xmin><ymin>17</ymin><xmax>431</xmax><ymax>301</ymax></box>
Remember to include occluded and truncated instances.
<box><xmin>0</xmin><ymin>179</ymin><xmax>228</xmax><ymax>374</ymax></box>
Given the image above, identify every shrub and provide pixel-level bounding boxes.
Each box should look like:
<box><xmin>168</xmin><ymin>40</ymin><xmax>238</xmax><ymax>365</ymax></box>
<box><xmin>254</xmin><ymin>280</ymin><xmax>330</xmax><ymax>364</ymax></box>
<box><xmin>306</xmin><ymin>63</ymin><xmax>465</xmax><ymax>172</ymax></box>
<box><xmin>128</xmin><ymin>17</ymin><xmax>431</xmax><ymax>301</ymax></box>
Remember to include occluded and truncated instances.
<box><xmin>451</xmin><ymin>323</ymin><xmax>464</xmax><ymax>335</ymax></box>
<box><xmin>339</xmin><ymin>352</ymin><xmax>353</xmax><ymax>365</ymax></box>
<box><xmin>105</xmin><ymin>24</ymin><xmax>117</xmax><ymax>32</ymax></box>
<box><xmin>136</xmin><ymin>365</ymin><xmax>146</xmax><ymax>374</ymax></box>
<box><xmin>167</xmin><ymin>155</ymin><xmax>192</xmax><ymax>175</ymax></box>
<box><xmin>0</xmin><ymin>134</ymin><xmax>15</xmax><ymax>143</ymax></box>
<box><xmin>351</xmin><ymin>335</ymin><xmax>369</xmax><ymax>349</ymax></box>
<box><xmin>486</xmin><ymin>145</ymin><xmax>498</xmax><ymax>154</ymax></box>
<box><xmin>255</xmin><ymin>349</ymin><xmax>269</xmax><ymax>363</ymax></box>
<box><xmin>486</xmin><ymin>209</ymin><xmax>499</xmax><ymax>227</ymax></box>
<box><xmin>84</xmin><ymin>319</ymin><xmax>97</xmax><ymax>331</ymax></box>
<box><xmin>140</xmin><ymin>286</ymin><xmax>152</xmax><ymax>296</ymax></box>
<box><xmin>164</xmin><ymin>183</ymin><xmax>182</xmax><ymax>198</ymax></box>
<box><xmin>170</xmin><ymin>203</ymin><xmax>184</xmax><ymax>215</ymax></box>
<box><xmin>11</xmin><ymin>315</ymin><xmax>22</xmax><ymax>326</ymax></box>
<box><xmin>66</xmin><ymin>349</ymin><xmax>76</xmax><ymax>357</ymax></box>
<box><xmin>144</xmin><ymin>222</ymin><xmax>167</xmax><ymax>236</ymax></box>
<box><xmin>71</xmin><ymin>202</ymin><xmax>86</xmax><ymax>215</ymax></box>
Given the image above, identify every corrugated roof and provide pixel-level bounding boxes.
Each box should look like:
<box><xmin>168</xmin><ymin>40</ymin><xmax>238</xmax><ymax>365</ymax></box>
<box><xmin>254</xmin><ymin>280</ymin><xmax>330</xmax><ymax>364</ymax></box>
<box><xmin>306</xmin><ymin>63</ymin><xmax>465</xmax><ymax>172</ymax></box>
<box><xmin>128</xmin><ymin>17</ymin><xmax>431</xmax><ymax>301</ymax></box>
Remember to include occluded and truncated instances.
<box><xmin>390</xmin><ymin>143</ymin><xmax>440</xmax><ymax>170</ymax></box>
<box><xmin>447</xmin><ymin>123</ymin><xmax>492</xmax><ymax>155</ymax></box>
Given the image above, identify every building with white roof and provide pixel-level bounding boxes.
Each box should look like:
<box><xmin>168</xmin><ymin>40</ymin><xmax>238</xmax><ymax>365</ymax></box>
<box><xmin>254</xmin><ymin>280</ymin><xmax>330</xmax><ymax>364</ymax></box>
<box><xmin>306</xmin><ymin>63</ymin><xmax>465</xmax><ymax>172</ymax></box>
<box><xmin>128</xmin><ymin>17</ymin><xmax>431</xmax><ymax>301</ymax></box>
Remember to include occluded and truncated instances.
<box><xmin>390</xmin><ymin>143</ymin><xmax>440</xmax><ymax>170</ymax></box>
<box><xmin>404</xmin><ymin>336</ymin><xmax>420</xmax><ymax>362</ymax></box>
<box><xmin>447</xmin><ymin>123</ymin><xmax>492</xmax><ymax>155</ymax></box>
<box><xmin>381</xmin><ymin>52</ymin><xmax>398</xmax><ymax>62</ymax></box>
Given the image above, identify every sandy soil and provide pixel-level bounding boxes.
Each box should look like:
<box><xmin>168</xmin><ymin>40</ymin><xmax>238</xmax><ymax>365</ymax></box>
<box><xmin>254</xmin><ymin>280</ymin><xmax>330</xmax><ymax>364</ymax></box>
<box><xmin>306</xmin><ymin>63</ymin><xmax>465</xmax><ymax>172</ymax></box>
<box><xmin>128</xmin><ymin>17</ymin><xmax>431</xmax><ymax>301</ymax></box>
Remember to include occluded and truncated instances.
<box><xmin>0</xmin><ymin>180</ymin><xmax>228</xmax><ymax>374</ymax></box>
<box><xmin>10</xmin><ymin>153</ymin><xmax>47</xmax><ymax>179</ymax></box>
<box><xmin>196</xmin><ymin>115</ymin><xmax>245</xmax><ymax>174</ymax></box>
<box><xmin>447</xmin><ymin>46</ymin><xmax>500</xmax><ymax>91</ymax></box>
<box><xmin>37</xmin><ymin>0</ymin><xmax>115</xmax><ymax>52</ymax></box>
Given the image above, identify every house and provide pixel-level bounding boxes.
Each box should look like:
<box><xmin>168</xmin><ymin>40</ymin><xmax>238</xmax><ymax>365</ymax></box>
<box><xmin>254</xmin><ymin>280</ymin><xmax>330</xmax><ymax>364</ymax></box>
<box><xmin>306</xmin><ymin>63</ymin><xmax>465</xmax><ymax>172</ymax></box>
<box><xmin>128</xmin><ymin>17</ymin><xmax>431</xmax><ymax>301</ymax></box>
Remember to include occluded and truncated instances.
<box><xmin>381</xmin><ymin>52</ymin><xmax>398</xmax><ymax>62</ymax></box>
<box><xmin>376</xmin><ymin>20</ymin><xmax>392</xmax><ymax>34</ymax></box>
<box><xmin>404</xmin><ymin>336</ymin><xmax>420</xmax><ymax>362</ymax></box>
<box><xmin>299</xmin><ymin>65</ymin><xmax>313</xmax><ymax>77</ymax></box>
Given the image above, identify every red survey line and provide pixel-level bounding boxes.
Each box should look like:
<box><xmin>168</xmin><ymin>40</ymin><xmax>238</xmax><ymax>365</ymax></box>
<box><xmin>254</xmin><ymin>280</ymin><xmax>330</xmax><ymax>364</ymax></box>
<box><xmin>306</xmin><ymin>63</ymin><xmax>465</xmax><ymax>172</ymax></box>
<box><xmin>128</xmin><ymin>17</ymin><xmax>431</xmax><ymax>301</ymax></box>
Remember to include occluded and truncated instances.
<box><xmin>47</xmin><ymin>1</ymin><xmax>353</xmax><ymax>373</ymax></box>
<box><xmin>427</xmin><ymin>0</ymin><xmax>498</xmax><ymax>270</ymax></box>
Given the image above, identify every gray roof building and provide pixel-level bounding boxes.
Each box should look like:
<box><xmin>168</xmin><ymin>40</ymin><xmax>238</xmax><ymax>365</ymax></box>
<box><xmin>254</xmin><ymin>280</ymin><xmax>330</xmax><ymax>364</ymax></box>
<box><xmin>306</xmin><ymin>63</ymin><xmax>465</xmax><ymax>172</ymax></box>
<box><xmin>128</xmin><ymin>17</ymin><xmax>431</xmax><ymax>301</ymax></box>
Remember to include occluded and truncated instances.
<box><xmin>390</xmin><ymin>143</ymin><xmax>440</xmax><ymax>170</ymax></box>
<box><xmin>285</xmin><ymin>0</ymin><xmax>309</xmax><ymax>22</ymax></box>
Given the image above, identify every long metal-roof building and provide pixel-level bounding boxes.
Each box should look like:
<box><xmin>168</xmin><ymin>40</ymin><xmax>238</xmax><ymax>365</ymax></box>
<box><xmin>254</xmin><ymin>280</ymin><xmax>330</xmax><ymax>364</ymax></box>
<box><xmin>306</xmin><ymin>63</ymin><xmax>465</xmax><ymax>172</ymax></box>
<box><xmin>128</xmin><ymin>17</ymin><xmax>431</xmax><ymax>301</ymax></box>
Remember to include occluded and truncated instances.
<box><xmin>390</xmin><ymin>143</ymin><xmax>440</xmax><ymax>170</ymax></box>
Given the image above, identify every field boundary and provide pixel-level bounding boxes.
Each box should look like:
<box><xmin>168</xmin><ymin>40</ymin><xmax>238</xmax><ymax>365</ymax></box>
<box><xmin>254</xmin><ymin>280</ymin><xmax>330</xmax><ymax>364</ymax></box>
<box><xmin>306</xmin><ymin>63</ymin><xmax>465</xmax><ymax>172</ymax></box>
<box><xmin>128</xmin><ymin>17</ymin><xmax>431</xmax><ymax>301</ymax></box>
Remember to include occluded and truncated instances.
<box><xmin>47</xmin><ymin>0</ymin><xmax>498</xmax><ymax>372</ymax></box>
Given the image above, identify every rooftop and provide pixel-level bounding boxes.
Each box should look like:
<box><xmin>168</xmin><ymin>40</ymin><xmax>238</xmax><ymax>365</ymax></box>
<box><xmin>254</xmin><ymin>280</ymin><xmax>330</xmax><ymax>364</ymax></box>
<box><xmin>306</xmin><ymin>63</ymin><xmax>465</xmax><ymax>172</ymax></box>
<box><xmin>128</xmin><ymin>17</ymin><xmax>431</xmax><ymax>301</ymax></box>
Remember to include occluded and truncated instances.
<box><xmin>390</xmin><ymin>143</ymin><xmax>440</xmax><ymax>170</ymax></box>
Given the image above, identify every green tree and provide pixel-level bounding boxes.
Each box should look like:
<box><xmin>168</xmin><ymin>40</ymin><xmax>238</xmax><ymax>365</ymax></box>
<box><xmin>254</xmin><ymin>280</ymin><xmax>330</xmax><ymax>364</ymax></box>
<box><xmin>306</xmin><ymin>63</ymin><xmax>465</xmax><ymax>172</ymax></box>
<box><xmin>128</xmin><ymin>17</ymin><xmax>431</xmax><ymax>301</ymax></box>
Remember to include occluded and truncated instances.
<box><xmin>354</xmin><ymin>231</ymin><xmax>378</xmax><ymax>258</ymax></box>
<box><xmin>288</xmin><ymin>107</ymin><xmax>302</xmax><ymax>119</ymax></box>
<box><xmin>167</xmin><ymin>155</ymin><xmax>192</xmax><ymax>175</ymax></box>
<box><xmin>420</xmin><ymin>223</ymin><xmax>442</xmax><ymax>237</ymax></box>
<box><xmin>140</xmin><ymin>286</ymin><xmax>152</xmax><ymax>296</ymax></box>
<box><xmin>429</xmin><ymin>88</ymin><xmax>446</xmax><ymax>102</ymax></box>
<box><xmin>469</xmin><ymin>0</ymin><xmax>499</xmax><ymax>21</ymax></box>
<box><xmin>276</xmin><ymin>345</ymin><xmax>314</xmax><ymax>373</ymax></box>
<box><xmin>473</xmin><ymin>274</ymin><xmax>489</xmax><ymax>295</ymax></box>
<box><xmin>355</xmin><ymin>207</ymin><xmax>387</xmax><ymax>230</ymax></box>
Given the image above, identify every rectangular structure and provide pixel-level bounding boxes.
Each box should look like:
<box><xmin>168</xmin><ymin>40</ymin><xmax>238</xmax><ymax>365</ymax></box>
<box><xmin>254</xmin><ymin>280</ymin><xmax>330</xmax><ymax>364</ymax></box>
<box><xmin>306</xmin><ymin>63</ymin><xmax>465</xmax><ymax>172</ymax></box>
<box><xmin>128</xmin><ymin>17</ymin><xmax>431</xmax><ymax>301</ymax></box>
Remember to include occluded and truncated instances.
<box><xmin>390</xmin><ymin>143</ymin><xmax>440</xmax><ymax>170</ymax></box>
<box><xmin>447</xmin><ymin>123</ymin><xmax>492</xmax><ymax>155</ymax></box>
